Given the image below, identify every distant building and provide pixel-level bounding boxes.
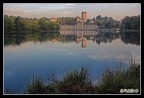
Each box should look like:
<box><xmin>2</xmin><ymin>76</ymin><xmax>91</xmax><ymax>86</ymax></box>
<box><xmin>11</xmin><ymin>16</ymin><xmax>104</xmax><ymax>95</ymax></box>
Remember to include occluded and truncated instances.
<box><xmin>82</xmin><ymin>12</ymin><xmax>87</xmax><ymax>23</ymax></box>
<box><xmin>90</xmin><ymin>20</ymin><xmax>95</xmax><ymax>23</ymax></box>
<box><xmin>59</xmin><ymin>30</ymin><xmax>98</xmax><ymax>36</ymax></box>
<box><xmin>60</xmin><ymin>12</ymin><xmax>98</xmax><ymax>31</ymax></box>
<box><xmin>76</xmin><ymin>16</ymin><xmax>81</xmax><ymax>22</ymax></box>
<box><xmin>60</xmin><ymin>23</ymin><xmax>98</xmax><ymax>30</ymax></box>
<box><xmin>50</xmin><ymin>17</ymin><xmax>57</xmax><ymax>22</ymax></box>
<box><xmin>76</xmin><ymin>12</ymin><xmax>87</xmax><ymax>23</ymax></box>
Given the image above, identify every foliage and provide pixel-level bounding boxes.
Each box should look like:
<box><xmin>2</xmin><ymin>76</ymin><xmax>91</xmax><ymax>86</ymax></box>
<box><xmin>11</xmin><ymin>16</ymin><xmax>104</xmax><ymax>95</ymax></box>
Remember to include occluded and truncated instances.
<box><xmin>57</xmin><ymin>17</ymin><xmax>76</xmax><ymax>25</ymax></box>
<box><xmin>26</xmin><ymin>64</ymin><xmax>140</xmax><ymax>94</ymax></box>
<box><xmin>4</xmin><ymin>15</ymin><xmax>60</xmax><ymax>32</ymax></box>
<box><xmin>97</xmin><ymin>64</ymin><xmax>140</xmax><ymax>94</ymax></box>
<box><xmin>4</xmin><ymin>15</ymin><xmax>140</xmax><ymax>32</ymax></box>
<box><xmin>95</xmin><ymin>15</ymin><xmax>120</xmax><ymax>28</ymax></box>
<box><xmin>120</xmin><ymin>15</ymin><xmax>140</xmax><ymax>30</ymax></box>
<box><xmin>27</xmin><ymin>67</ymin><xmax>95</xmax><ymax>94</ymax></box>
<box><xmin>27</xmin><ymin>77</ymin><xmax>47</xmax><ymax>94</ymax></box>
<box><xmin>57</xmin><ymin>67</ymin><xmax>94</xmax><ymax>94</ymax></box>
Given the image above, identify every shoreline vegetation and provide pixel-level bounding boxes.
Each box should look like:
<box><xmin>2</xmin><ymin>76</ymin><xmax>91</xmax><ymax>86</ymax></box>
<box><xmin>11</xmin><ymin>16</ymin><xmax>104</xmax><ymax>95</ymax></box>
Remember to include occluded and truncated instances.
<box><xmin>5</xmin><ymin>61</ymin><xmax>140</xmax><ymax>94</ymax></box>
<box><xmin>27</xmin><ymin>64</ymin><xmax>140</xmax><ymax>94</ymax></box>
<box><xmin>4</xmin><ymin>15</ymin><xmax>140</xmax><ymax>32</ymax></box>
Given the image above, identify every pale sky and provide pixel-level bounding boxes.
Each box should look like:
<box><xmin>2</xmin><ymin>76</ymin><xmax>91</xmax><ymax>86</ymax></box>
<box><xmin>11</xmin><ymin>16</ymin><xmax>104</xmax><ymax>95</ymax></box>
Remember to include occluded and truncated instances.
<box><xmin>3</xmin><ymin>3</ymin><xmax>141</xmax><ymax>21</ymax></box>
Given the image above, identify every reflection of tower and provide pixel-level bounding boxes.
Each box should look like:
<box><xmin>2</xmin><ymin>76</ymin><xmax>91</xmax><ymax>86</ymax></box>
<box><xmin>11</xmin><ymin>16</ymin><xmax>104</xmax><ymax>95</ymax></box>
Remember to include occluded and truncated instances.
<box><xmin>81</xmin><ymin>37</ymin><xmax>87</xmax><ymax>48</ymax></box>
<box><xmin>82</xmin><ymin>12</ymin><xmax>87</xmax><ymax>23</ymax></box>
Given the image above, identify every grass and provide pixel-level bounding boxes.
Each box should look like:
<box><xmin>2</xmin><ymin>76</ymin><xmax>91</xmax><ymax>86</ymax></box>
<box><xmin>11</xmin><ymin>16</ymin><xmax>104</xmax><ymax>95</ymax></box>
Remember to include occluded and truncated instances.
<box><xmin>96</xmin><ymin>64</ymin><xmax>140</xmax><ymax>94</ymax></box>
<box><xmin>26</xmin><ymin>64</ymin><xmax>140</xmax><ymax>94</ymax></box>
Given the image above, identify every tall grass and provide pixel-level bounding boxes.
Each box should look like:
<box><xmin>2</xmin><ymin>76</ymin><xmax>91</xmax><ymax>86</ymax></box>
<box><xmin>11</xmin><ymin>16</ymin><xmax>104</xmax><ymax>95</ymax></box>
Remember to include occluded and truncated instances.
<box><xmin>27</xmin><ymin>67</ymin><xmax>95</xmax><ymax>94</ymax></box>
<box><xmin>27</xmin><ymin>76</ymin><xmax>47</xmax><ymax>94</ymax></box>
<box><xmin>26</xmin><ymin>64</ymin><xmax>140</xmax><ymax>94</ymax></box>
<box><xmin>56</xmin><ymin>67</ymin><xmax>95</xmax><ymax>94</ymax></box>
<box><xmin>96</xmin><ymin>64</ymin><xmax>140</xmax><ymax>94</ymax></box>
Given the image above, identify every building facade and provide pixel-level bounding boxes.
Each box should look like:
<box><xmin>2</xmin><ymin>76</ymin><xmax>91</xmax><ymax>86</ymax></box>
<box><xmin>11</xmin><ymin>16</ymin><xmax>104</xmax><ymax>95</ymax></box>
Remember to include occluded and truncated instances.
<box><xmin>59</xmin><ymin>30</ymin><xmax>98</xmax><ymax>36</ymax></box>
<box><xmin>50</xmin><ymin>17</ymin><xmax>57</xmax><ymax>22</ymax></box>
<box><xmin>76</xmin><ymin>12</ymin><xmax>87</xmax><ymax>23</ymax></box>
<box><xmin>60</xmin><ymin>23</ymin><xmax>98</xmax><ymax>30</ymax></box>
<box><xmin>60</xmin><ymin>12</ymin><xmax>98</xmax><ymax>33</ymax></box>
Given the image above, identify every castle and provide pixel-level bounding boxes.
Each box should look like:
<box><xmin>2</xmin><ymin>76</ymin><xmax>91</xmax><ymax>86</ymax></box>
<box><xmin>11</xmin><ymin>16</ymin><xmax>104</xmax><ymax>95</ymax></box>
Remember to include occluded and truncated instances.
<box><xmin>60</xmin><ymin>12</ymin><xmax>98</xmax><ymax>30</ymax></box>
<box><xmin>76</xmin><ymin>12</ymin><xmax>87</xmax><ymax>23</ymax></box>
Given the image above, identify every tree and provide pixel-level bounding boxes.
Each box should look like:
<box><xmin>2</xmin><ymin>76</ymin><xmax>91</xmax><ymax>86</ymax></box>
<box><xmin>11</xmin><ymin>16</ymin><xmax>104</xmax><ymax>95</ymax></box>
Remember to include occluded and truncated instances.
<box><xmin>96</xmin><ymin>15</ymin><xmax>102</xmax><ymax>20</ymax></box>
<box><xmin>4</xmin><ymin>15</ymin><xmax>9</xmax><ymax>31</ymax></box>
<box><xmin>15</xmin><ymin>16</ymin><xmax>25</xmax><ymax>30</ymax></box>
<box><xmin>96</xmin><ymin>15</ymin><xmax>120</xmax><ymax>28</ymax></box>
<box><xmin>120</xmin><ymin>15</ymin><xmax>140</xmax><ymax>30</ymax></box>
<box><xmin>39</xmin><ymin>17</ymin><xmax>49</xmax><ymax>30</ymax></box>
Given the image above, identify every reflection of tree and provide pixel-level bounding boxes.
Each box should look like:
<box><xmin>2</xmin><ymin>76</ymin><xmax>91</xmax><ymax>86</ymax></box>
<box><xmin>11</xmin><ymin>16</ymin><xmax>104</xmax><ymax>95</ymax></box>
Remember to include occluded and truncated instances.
<box><xmin>120</xmin><ymin>31</ymin><xmax>140</xmax><ymax>46</ymax></box>
<box><xmin>39</xmin><ymin>31</ymin><xmax>60</xmax><ymax>42</ymax></box>
<box><xmin>61</xmin><ymin>35</ymin><xmax>76</xmax><ymax>42</ymax></box>
<box><xmin>95</xmin><ymin>32</ymin><xmax>120</xmax><ymax>45</ymax></box>
<box><xmin>4</xmin><ymin>31</ymin><xmax>26</xmax><ymax>46</ymax></box>
<box><xmin>4</xmin><ymin>30</ymin><xmax>61</xmax><ymax>46</ymax></box>
<box><xmin>4</xmin><ymin>30</ymin><xmax>140</xmax><ymax>46</ymax></box>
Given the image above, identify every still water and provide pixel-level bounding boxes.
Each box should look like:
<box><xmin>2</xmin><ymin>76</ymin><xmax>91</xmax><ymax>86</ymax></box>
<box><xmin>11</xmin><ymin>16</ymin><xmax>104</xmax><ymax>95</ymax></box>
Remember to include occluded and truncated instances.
<box><xmin>4</xmin><ymin>30</ymin><xmax>140</xmax><ymax>93</ymax></box>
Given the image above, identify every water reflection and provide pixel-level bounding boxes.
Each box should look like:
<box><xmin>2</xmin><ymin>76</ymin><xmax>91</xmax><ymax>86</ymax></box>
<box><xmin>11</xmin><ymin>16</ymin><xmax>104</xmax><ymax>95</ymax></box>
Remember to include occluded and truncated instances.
<box><xmin>120</xmin><ymin>31</ymin><xmax>140</xmax><ymax>46</ymax></box>
<box><xmin>4</xmin><ymin>30</ymin><xmax>140</xmax><ymax>93</ymax></box>
<box><xmin>4</xmin><ymin>30</ymin><xmax>140</xmax><ymax>47</ymax></box>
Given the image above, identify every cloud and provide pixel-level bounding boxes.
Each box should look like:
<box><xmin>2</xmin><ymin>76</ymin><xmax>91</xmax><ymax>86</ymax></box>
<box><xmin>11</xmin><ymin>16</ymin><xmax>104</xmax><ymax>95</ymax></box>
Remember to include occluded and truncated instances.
<box><xmin>3</xmin><ymin>3</ymin><xmax>140</xmax><ymax>20</ymax></box>
<box><xmin>65</xmin><ymin>4</ymin><xmax>76</xmax><ymax>6</ymax></box>
<box><xmin>88</xmin><ymin>53</ymin><xmax>113</xmax><ymax>60</ymax></box>
<box><xmin>88</xmin><ymin>52</ymin><xmax>140</xmax><ymax>65</ymax></box>
<box><xmin>67</xmin><ymin>52</ymin><xmax>78</xmax><ymax>55</ymax></box>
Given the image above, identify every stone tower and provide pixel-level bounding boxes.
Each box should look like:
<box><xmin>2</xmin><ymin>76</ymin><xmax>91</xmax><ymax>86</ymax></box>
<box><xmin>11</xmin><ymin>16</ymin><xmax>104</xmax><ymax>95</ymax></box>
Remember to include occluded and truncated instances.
<box><xmin>82</xmin><ymin>12</ymin><xmax>87</xmax><ymax>22</ymax></box>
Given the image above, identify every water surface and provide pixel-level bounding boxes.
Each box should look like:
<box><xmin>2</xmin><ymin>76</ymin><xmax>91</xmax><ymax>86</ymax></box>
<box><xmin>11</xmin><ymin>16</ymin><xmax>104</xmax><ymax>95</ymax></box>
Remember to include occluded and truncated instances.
<box><xmin>4</xmin><ymin>30</ymin><xmax>140</xmax><ymax>93</ymax></box>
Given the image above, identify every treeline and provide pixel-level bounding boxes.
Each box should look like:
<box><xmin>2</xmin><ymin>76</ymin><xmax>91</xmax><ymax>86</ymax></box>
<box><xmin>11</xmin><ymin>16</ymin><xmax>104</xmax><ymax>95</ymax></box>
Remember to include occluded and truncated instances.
<box><xmin>57</xmin><ymin>17</ymin><xmax>76</xmax><ymax>25</ymax></box>
<box><xmin>4</xmin><ymin>15</ymin><xmax>77</xmax><ymax>32</ymax></box>
<box><xmin>95</xmin><ymin>15</ymin><xmax>120</xmax><ymax>28</ymax></box>
<box><xmin>4</xmin><ymin>15</ymin><xmax>60</xmax><ymax>32</ymax></box>
<box><xmin>95</xmin><ymin>15</ymin><xmax>140</xmax><ymax>30</ymax></box>
<box><xmin>4</xmin><ymin>15</ymin><xmax>140</xmax><ymax>32</ymax></box>
<box><xmin>120</xmin><ymin>15</ymin><xmax>140</xmax><ymax>30</ymax></box>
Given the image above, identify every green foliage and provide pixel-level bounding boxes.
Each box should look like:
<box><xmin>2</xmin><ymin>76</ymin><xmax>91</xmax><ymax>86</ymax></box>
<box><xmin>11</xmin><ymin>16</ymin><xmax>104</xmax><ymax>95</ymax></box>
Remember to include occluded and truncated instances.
<box><xmin>120</xmin><ymin>15</ymin><xmax>140</xmax><ymax>30</ymax></box>
<box><xmin>58</xmin><ymin>67</ymin><xmax>94</xmax><ymax>94</ymax></box>
<box><xmin>97</xmin><ymin>64</ymin><xmax>140</xmax><ymax>94</ymax></box>
<box><xmin>4</xmin><ymin>15</ymin><xmax>140</xmax><ymax>32</ymax></box>
<box><xmin>57</xmin><ymin>17</ymin><xmax>76</xmax><ymax>25</ymax></box>
<box><xmin>27</xmin><ymin>67</ymin><xmax>95</xmax><ymax>94</ymax></box>
<box><xmin>4</xmin><ymin>15</ymin><xmax>60</xmax><ymax>32</ymax></box>
<box><xmin>26</xmin><ymin>65</ymin><xmax>140</xmax><ymax>94</ymax></box>
<box><xmin>96</xmin><ymin>15</ymin><xmax>120</xmax><ymax>28</ymax></box>
<box><xmin>4</xmin><ymin>15</ymin><xmax>16</xmax><ymax>31</ymax></box>
<box><xmin>27</xmin><ymin>77</ymin><xmax>47</xmax><ymax>94</ymax></box>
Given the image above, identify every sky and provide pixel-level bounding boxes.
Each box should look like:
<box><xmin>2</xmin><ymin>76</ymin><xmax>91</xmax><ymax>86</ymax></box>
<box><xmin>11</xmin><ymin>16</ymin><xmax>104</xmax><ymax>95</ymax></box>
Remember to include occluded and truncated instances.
<box><xmin>3</xmin><ymin>3</ymin><xmax>141</xmax><ymax>21</ymax></box>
